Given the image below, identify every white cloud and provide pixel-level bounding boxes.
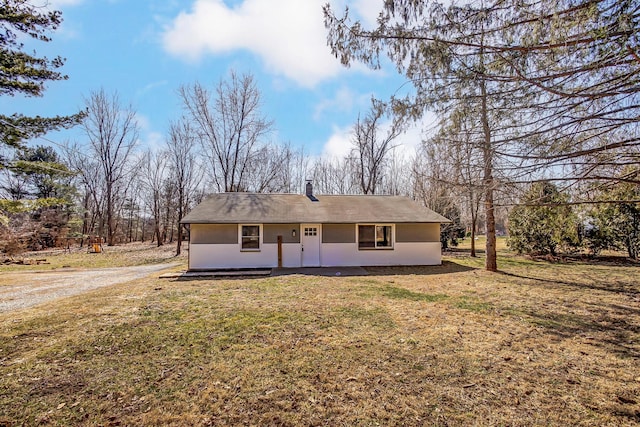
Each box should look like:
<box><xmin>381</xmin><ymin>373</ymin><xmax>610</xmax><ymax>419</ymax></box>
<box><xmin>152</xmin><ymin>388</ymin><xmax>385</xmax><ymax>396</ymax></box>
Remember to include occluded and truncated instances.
<box><xmin>313</xmin><ymin>87</ymin><xmax>370</xmax><ymax>121</ymax></box>
<box><xmin>142</xmin><ymin>131</ymin><xmax>166</xmax><ymax>153</ymax></box>
<box><xmin>352</xmin><ymin>0</ymin><xmax>384</xmax><ymax>27</ymax></box>
<box><xmin>322</xmin><ymin>125</ymin><xmax>352</xmax><ymax>159</ymax></box>
<box><xmin>321</xmin><ymin>117</ymin><xmax>428</xmax><ymax>160</ymax></box>
<box><xmin>134</xmin><ymin>112</ymin><xmax>168</xmax><ymax>152</ymax></box>
<box><xmin>134</xmin><ymin>113</ymin><xmax>152</xmax><ymax>131</ymax></box>
<box><xmin>161</xmin><ymin>0</ymin><xmax>357</xmax><ymax>87</ymax></box>
<box><xmin>392</xmin><ymin>120</ymin><xmax>424</xmax><ymax>158</ymax></box>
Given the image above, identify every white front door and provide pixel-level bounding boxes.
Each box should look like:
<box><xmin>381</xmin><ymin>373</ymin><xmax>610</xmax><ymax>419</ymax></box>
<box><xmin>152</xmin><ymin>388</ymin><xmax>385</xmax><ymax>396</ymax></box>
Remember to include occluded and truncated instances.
<box><xmin>301</xmin><ymin>224</ymin><xmax>321</xmax><ymax>267</ymax></box>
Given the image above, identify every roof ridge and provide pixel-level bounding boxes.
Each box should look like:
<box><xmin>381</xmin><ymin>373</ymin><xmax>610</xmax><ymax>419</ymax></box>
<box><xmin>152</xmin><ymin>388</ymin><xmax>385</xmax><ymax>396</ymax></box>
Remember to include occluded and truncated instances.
<box><xmin>211</xmin><ymin>193</ymin><xmax>408</xmax><ymax>197</ymax></box>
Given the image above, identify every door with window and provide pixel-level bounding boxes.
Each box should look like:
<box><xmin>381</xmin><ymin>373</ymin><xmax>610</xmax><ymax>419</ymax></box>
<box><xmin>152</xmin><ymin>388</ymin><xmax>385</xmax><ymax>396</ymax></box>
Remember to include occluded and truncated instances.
<box><xmin>301</xmin><ymin>224</ymin><xmax>320</xmax><ymax>267</ymax></box>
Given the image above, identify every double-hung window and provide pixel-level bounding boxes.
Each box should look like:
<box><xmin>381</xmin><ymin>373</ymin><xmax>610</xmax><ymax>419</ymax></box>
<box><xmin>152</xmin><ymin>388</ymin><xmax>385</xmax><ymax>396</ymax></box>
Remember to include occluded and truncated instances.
<box><xmin>241</xmin><ymin>225</ymin><xmax>260</xmax><ymax>250</ymax></box>
<box><xmin>358</xmin><ymin>224</ymin><xmax>393</xmax><ymax>249</ymax></box>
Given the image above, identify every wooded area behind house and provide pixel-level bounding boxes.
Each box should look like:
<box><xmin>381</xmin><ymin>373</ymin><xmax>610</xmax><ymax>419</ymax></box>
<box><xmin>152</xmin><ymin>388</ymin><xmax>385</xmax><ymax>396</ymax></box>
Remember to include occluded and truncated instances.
<box><xmin>0</xmin><ymin>0</ymin><xmax>638</xmax><ymax>269</ymax></box>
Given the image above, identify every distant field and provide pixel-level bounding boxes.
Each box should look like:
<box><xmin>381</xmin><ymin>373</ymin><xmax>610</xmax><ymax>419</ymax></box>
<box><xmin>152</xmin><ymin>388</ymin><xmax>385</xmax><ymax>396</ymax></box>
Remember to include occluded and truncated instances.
<box><xmin>455</xmin><ymin>234</ymin><xmax>508</xmax><ymax>252</ymax></box>
<box><xmin>455</xmin><ymin>235</ymin><xmax>628</xmax><ymax>259</ymax></box>
<box><xmin>0</xmin><ymin>243</ymin><xmax>638</xmax><ymax>425</ymax></box>
<box><xmin>0</xmin><ymin>242</ymin><xmax>187</xmax><ymax>272</ymax></box>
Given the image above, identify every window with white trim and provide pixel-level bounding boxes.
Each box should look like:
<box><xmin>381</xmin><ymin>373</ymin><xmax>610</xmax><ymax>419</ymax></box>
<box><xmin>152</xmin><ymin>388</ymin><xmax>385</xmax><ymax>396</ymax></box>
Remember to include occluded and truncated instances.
<box><xmin>358</xmin><ymin>224</ymin><xmax>393</xmax><ymax>249</ymax></box>
<box><xmin>241</xmin><ymin>225</ymin><xmax>260</xmax><ymax>250</ymax></box>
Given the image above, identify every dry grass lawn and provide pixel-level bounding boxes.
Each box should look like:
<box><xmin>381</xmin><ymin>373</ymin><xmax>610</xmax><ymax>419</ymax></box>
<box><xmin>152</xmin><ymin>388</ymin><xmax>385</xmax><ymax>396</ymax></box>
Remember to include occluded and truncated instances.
<box><xmin>0</xmin><ymin>242</ymin><xmax>185</xmax><ymax>272</ymax></box>
<box><xmin>0</xmin><ymin>245</ymin><xmax>638</xmax><ymax>426</ymax></box>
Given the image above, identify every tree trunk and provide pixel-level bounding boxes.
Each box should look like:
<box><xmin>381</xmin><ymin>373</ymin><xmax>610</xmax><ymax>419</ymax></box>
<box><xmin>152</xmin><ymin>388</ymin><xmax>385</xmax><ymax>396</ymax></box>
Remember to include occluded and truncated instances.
<box><xmin>176</xmin><ymin>224</ymin><xmax>183</xmax><ymax>256</ymax></box>
<box><xmin>470</xmin><ymin>220</ymin><xmax>477</xmax><ymax>258</ymax></box>
<box><xmin>82</xmin><ymin>193</ymin><xmax>90</xmax><ymax>237</ymax></box>
<box><xmin>127</xmin><ymin>203</ymin><xmax>133</xmax><ymax>243</ymax></box>
<box><xmin>470</xmin><ymin>189</ymin><xmax>477</xmax><ymax>258</ymax></box>
<box><xmin>154</xmin><ymin>200</ymin><xmax>163</xmax><ymax>247</ymax></box>
<box><xmin>155</xmin><ymin>223</ymin><xmax>162</xmax><ymax>247</ymax></box>
<box><xmin>480</xmin><ymin>71</ymin><xmax>497</xmax><ymax>272</ymax></box>
<box><xmin>134</xmin><ymin>205</ymin><xmax>139</xmax><ymax>242</ymax></box>
<box><xmin>176</xmin><ymin>189</ymin><xmax>184</xmax><ymax>256</ymax></box>
<box><xmin>106</xmin><ymin>185</ymin><xmax>115</xmax><ymax>246</ymax></box>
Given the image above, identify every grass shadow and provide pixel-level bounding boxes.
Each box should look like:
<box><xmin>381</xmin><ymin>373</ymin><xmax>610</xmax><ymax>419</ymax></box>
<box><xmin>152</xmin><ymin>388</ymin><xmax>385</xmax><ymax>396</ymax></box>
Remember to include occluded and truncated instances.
<box><xmin>498</xmin><ymin>270</ymin><xmax>639</xmax><ymax>297</ymax></box>
<box><xmin>496</xmin><ymin>268</ymin><xmax>640</xmax><ymax>359</ymax></box>
<box><xmin>271</xmin><ymin>267</ymin><xmax>369</xmax><ymax>277</ymax></box>
<box><xmin>176</xmin><ymin>262</ymin><xmax>478</xmax><ymax>279</ymax></box>
<box><xmin>518</xmin><ymin>304</ymin><xmax>640</xmax><ymax>359</ymax></box>
<box><xmin>174</xmin><ymin>275</ymin><xmax>270</xmax><ymax>282</ymax></box>
<box><xmin>447</xmin><ymin>247</ymin><xmax>486</xmax><ymax>255</ymax></box>
<box><xmin>365</xmin><ymin>260</ymin><xmax>477</xmax><ymax>276</ymax></box>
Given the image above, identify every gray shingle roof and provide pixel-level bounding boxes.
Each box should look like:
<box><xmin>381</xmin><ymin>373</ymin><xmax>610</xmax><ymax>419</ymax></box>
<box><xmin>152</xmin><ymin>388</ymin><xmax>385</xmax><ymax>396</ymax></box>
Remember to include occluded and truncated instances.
<box><xmin>181</xmin><ymin>193</ymin><xmax>451</xmax><ymax>224</ymax></box>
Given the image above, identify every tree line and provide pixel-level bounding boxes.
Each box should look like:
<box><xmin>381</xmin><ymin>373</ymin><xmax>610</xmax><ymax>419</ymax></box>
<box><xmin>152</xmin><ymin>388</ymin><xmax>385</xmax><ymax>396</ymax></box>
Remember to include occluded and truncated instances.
<box><xmin>324</xmin><ymin>0</ymin><xmax>640</xmax><ymax>270</ymax></box>
<box><xmin>1</xmin><ymin>0</ymin><xmax>638</xmax><ymax>265</ymax></box>
<box><xmin>0</xmin><ymin>73</ymin><xmax>439</xmax><ymax>253</ymax></box>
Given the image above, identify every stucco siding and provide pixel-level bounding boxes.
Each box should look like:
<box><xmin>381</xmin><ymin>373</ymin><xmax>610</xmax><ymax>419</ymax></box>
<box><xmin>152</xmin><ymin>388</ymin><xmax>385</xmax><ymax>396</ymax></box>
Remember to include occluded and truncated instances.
<box><xmin>396</xmin><ymin>223</ymin><xmax>440</xmax><ymax>243</ymax></box>
<box><xmin>320</xmin><ymin>242</ymin><xmax>442</xmax><ymax>266</ymax></box>
<box><xmin>281</xmin><ymin>244</ymin><xmax>302</xmax><ymax>267</ymax></box>
<box><xmin>189</xmin><ymin>241</ymin><xmax>441</xmax><ymax>269</ymax></box>
<box><xmin>189</xmin><ymin>243</ymin><xmax>302</xmax><ymax>269</ymax></box>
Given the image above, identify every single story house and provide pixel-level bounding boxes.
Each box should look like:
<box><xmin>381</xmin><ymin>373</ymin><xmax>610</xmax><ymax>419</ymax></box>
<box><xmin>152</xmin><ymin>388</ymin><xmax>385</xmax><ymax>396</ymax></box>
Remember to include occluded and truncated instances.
<box><xmin>180</xmin><ymin>184</ymin><xmax>450</xmax><ymax>270</ymax></box>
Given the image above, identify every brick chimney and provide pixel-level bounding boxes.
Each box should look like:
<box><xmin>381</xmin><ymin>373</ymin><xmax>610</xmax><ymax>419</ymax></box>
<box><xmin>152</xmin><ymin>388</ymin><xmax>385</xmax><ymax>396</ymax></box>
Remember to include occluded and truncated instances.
<box><xmin>305</xmin><ymin>180</ymin><xmax>318</xmax><ymax>201</ymax></box>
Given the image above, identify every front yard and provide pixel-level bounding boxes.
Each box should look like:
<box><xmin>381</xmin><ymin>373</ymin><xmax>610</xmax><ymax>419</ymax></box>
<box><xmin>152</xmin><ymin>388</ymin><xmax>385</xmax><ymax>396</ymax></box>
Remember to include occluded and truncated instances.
<box><xmin>0</xmin><ymin>247</ymin><xmax>638</xmax><ymax>425</ymax></box>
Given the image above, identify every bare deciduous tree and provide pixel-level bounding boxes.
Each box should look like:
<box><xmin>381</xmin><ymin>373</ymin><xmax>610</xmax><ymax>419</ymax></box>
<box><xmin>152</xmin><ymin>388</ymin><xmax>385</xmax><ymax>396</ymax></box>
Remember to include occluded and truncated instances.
<box><xmin>434</xmin><ymin>106</ymin><xmax>485</xmax><ymax>256</ymax></box>
<box><xmin>180</xmin><ymin>71</ymin><xmax>273</xmax><ymax>192</ymax></box>
<box><xmin>311</xmin><ymin>156</ymin><xmax>359</xmax><ymax>195</ymax></box>
<box><xmin>166</xmin><ymin>120</ymin><xmax>201</xmax><ymax>255</ymax></box>
<box><xmin>140</xmin><ymin>149</ymin><xmax>168</xmax><ymax>247</ymax></box>
<box><xmin>352</xmin><ymin>99</ymin><xmax>404</xmax><ymax>195</ymax></box>
<box><xmin>274</xmin><ymin>143</ymin><xmax>310</xmax><ymax>194</ymax></box>
<box><xmin>81</xmin><ymin>89</ymin><xmax>139</xmax><ymax>245</ymax></box>
<box><xmin>64</xmin><ymin>142</ymin><xmax>104</xmax><ymax>240</ymax></box>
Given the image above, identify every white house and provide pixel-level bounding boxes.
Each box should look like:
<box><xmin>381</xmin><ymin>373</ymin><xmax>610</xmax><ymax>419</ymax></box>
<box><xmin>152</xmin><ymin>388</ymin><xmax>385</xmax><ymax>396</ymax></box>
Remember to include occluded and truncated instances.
<box><xmin>180</xmin><ymin>184</ymin><xmax>450</xmax><ymax>270</ymax></box>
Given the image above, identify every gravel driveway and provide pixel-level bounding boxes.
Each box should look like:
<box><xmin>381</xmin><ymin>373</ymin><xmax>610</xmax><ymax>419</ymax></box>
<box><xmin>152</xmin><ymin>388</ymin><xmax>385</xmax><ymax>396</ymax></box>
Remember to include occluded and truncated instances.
<box><xmin>0</xmin><ymin>263</ymin><xmax>179</xmax><ymax>313</ymax></box>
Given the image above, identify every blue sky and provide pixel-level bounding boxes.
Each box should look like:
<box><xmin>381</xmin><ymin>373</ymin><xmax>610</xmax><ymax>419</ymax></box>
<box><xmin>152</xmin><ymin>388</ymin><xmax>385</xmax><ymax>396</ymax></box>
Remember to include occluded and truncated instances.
<box><xmin>3</xmin><ymin>0</ymin><xmax>426</xmax><ymax>158</ymax></box>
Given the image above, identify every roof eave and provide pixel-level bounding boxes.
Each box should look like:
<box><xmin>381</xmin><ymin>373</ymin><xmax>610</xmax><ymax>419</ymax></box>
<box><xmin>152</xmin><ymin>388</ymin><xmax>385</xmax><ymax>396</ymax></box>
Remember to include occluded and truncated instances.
<box><xmin>181</xmin><ymin>219</ymin><xmax>451</xmax><ymax>224</ymax></box>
